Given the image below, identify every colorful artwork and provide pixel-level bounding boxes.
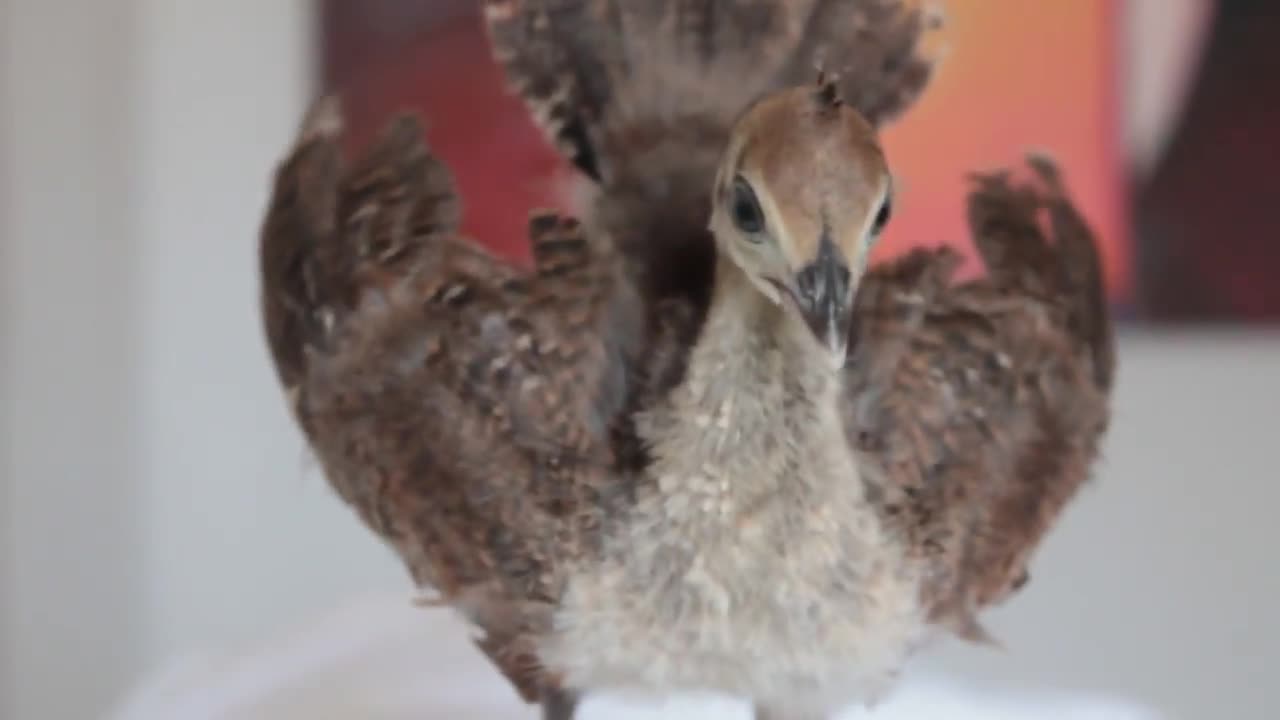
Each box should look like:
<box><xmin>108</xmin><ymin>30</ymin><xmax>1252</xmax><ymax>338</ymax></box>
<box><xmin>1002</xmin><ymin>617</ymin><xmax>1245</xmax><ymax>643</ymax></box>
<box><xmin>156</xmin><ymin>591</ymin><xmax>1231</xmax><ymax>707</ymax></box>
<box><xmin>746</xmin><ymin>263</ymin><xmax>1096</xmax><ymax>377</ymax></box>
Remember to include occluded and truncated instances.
<box><xmin>1133</xmin><ymin>0</ymin><xmax>1280</xmax><ymax>322</ymax></box>
<box><xmin>320</xmin><ymin>0</ymin><xmax>1278</xmax><ymax>324</ymax></box>
<box><xmin>873</xmin><ymin>0</ymin><xmax>1124</xmax><ymax>301</ymax></box>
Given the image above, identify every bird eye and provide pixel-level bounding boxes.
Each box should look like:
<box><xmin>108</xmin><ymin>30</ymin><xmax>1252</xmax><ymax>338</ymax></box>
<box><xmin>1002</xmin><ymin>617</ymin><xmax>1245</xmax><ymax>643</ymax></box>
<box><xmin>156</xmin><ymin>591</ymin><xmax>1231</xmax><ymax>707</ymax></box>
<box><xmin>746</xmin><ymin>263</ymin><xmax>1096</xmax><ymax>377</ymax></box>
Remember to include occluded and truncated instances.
<box><xmin>730</xmin><ymin>176</ymin><xmax>765</xmax><ymax>237</ymax></box>
<box><xmin>871</xmin><ymin>196</ymin><xmax>892</xmax><ymax>237</ymax></box>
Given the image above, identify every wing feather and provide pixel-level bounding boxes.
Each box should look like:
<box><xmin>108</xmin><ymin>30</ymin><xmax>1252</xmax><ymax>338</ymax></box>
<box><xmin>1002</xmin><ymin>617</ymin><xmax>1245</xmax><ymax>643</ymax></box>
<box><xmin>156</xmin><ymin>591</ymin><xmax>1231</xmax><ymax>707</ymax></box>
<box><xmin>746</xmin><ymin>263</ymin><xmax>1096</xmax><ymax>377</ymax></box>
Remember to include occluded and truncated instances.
<box><xmin>259</xmin><ymin>99</ymin><xmax>646</xmax><ymax>700</ymax></box>
<box><xmin>844</xmin><ymin>156</ymin><xmax>1114</xmax><ymax>642</ymax></box>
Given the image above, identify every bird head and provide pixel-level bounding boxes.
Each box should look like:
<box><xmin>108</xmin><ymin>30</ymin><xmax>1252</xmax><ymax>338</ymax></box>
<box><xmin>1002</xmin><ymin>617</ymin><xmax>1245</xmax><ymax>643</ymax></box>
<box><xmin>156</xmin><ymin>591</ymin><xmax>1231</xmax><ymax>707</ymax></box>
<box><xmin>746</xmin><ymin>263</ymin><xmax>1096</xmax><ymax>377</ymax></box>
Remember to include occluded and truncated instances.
<box><xmin>709</xmin><ymin>74</ymin><xmax>893</xmax><ymax>369</ymax></box>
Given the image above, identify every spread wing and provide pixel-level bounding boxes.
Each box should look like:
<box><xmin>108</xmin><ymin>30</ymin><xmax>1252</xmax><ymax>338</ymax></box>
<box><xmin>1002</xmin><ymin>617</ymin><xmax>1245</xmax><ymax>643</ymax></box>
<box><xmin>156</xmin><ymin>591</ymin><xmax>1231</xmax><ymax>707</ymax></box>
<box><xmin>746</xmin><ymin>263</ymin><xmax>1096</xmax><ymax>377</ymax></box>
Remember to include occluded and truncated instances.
<box><xmin>843</xmin><ymin>156</ymin><xmax>1115</xmax><ymax>643</ymax></box>
<box><xmin>258</xmin><ymin>99</ymin><xmax>647</xmax><ymax>698</ymax></box>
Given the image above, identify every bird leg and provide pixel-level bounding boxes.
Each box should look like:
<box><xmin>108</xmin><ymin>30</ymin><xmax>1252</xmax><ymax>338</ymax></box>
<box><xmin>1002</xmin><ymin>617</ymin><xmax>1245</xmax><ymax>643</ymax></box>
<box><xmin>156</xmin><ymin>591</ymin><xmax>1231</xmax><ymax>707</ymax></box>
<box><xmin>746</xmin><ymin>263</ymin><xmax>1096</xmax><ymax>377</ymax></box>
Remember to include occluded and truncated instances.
<box><xmin>541</xmin><ymin>688</ymin><xmax>579</xmax><ymax>720</ymax></box>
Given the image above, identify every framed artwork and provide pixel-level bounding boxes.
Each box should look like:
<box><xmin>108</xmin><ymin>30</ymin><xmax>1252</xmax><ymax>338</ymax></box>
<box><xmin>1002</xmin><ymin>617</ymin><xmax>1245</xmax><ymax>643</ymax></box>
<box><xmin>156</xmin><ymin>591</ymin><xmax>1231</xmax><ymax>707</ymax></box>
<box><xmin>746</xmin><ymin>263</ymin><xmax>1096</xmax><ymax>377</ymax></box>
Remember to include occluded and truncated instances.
<box><xmin>319</xmin><ymin>0</ymin><xmax>1279</xmax><ymax>324</ymax></box>
<box><xmin>1131</xmin><ymin>0</ymin><xmax>1280</xmax><ymax>322</ymax></box>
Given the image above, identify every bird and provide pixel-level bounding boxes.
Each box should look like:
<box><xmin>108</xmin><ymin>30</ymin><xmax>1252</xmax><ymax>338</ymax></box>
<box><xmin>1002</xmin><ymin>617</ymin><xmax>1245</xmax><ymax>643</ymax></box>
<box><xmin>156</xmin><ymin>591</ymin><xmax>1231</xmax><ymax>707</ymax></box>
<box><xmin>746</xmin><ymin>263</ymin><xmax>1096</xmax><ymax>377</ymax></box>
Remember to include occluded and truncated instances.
<box><xmin>257</xmin><ymin>1</ymin><xmax>1115</xmax><ymax>719</ymax></box>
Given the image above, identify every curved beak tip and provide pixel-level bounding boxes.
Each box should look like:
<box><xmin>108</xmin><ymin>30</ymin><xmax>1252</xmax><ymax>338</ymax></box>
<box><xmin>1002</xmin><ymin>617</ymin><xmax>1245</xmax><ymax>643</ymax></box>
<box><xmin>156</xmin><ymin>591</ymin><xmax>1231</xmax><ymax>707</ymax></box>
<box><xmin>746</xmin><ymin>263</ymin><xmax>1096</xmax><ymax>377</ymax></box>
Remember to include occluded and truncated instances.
<box><xmin>793</xmin><ymin>242</ymin><xmax>853</xmax><ymax>369</ymax></box>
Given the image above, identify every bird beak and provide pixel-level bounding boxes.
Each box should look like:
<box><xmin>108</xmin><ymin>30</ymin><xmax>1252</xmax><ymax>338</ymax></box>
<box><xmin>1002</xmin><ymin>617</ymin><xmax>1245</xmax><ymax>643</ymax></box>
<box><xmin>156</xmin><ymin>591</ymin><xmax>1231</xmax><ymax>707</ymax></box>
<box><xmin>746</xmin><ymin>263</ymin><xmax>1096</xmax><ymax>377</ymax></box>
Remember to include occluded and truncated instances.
<box><xmin>791</xmin><ymin>238</ymin><xmax>853</xmax><ymax>369</ymax></box>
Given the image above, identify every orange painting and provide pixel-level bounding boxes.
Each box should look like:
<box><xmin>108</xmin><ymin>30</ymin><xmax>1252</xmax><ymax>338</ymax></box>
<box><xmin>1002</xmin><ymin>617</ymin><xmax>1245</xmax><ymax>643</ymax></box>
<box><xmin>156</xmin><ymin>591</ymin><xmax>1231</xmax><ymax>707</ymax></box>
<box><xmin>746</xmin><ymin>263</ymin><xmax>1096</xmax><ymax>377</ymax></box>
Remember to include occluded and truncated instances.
<box><xmin>877</xmin><ymin>0</ymin><xmax>1127</xmax><ymax>300</ymax></box>
<box><xmin>324</xmin><ymin>0</ymin><xmax>1127</xmax><ymax>302</ymax></box>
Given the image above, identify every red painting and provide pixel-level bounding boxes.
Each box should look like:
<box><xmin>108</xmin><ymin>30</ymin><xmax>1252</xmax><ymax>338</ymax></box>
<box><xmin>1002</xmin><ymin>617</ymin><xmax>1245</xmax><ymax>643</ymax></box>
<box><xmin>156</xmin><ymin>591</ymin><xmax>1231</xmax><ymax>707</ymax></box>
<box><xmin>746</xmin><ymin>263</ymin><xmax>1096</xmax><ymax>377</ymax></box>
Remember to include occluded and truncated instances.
<box><xmin>320</xmin><ymin>0</ymin><xmax>1280</xmax><ymax>324</ymax></box>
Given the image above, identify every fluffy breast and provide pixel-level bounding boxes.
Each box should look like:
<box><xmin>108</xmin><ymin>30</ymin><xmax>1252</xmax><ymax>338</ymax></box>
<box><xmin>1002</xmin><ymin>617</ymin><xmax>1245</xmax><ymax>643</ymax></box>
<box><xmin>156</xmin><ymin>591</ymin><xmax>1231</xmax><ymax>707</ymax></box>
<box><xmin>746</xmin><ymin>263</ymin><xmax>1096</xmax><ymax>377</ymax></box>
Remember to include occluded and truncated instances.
<box><xmin>538</xmin><ymin>339</ymin><xmax>925</xmax><ymax>710</ymax></box>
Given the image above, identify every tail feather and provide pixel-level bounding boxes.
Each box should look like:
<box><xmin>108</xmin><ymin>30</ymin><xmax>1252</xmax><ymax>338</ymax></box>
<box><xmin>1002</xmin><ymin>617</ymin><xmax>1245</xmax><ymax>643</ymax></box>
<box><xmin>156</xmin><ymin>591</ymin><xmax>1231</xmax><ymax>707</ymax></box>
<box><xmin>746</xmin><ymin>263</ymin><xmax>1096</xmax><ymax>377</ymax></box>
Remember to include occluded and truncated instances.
<box><xmin>259</xmin><ymin>97</ymin><xmax>460</xmax><ymax>389</ymax></box>
<box><xmin>484</xmin><ymin>0</ymin><xmax>628</xmax><ymax>179</ymax></box>
<box><xmin>486</xmin><ymin>0</ymin><xmax>942</xmax><ymax>309</ymax></box>
<box><xmin>779</xmin><ymin>0</ymin><xmax>942</xmax><ymax>126</ymax></box>
<box><xmin>485</xmin><ymin>0</ymin><xmax>942</xmax><ymax>183</ymax></box>
<box><xmin>966</xmin><ymin>155</ymin><xmax>1116</xmax><ymax>392</ymax></box>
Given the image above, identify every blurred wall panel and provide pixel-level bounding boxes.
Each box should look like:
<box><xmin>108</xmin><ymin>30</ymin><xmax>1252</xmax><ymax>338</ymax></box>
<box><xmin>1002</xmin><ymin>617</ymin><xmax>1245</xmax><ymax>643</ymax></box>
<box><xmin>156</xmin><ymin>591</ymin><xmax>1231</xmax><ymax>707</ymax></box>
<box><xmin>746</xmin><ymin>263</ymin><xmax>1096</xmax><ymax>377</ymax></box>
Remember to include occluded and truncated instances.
<box><xmin>132</xmin><ymin>0</ymin><xmax>406</xmax><ymax>674</ymax></box>
<box><xmin>1123</xmin><ymin>0</ymin><xmax>1213</xmax><ymax>176</ymax></box>
<box><xmin>2</xmin><ymin>2</ymin><xmax>146</xmax><ymax>718</ymax></box>
<box><xmin>4</xmin><ymin>2</ymin><xmax>413</xmax><ymax>717</ymax></box>
<box><xmin>1134</xmin><ymin>0</ymin><xmax>1280</xmax><ymax>322</ymax></box>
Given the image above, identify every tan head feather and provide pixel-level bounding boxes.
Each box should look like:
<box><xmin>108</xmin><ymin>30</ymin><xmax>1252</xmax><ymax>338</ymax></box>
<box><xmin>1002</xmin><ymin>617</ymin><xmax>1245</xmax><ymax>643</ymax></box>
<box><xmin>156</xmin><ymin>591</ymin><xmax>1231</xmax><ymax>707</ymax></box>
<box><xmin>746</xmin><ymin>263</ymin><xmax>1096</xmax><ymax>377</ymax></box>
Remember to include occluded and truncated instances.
<box><xmin>709</xmin><ymin>80</ymin><xmax>895</xmax><ymax>363</ymax></box>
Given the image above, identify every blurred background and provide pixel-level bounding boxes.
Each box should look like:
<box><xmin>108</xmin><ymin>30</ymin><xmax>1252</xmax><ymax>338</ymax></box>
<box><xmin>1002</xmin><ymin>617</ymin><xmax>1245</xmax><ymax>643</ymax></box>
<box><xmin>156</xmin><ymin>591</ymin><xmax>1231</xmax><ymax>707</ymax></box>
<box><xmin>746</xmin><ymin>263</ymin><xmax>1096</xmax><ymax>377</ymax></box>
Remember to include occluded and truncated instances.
<box><xmin>2</xmin><ymin>1</ymin><xmax>1277</xmax><ymax>718</ymax></box>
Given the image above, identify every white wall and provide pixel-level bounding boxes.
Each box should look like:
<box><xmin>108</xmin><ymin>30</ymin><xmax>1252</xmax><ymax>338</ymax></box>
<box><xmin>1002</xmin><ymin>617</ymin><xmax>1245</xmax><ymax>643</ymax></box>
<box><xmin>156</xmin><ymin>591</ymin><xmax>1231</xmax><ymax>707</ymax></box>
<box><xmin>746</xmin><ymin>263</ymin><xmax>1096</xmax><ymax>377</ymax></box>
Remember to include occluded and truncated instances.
<box><xmin>3</xmin><ymin>2</ymin><xmax>402</xmax><ymax>718</ymax></box>
<box><xmin>131</xmin><ymin>0</ymin><xmax>405</xmax><ymax>665</ymax></box>
<box><xmin>3</xmin><ymin>2</ymin><xmax>145</xmax><ymax>718</ymax></box>
<box><xmin>3</xmin><ymin>2</ymin><xmax>1279</xmax><ymax>720</ymax></box>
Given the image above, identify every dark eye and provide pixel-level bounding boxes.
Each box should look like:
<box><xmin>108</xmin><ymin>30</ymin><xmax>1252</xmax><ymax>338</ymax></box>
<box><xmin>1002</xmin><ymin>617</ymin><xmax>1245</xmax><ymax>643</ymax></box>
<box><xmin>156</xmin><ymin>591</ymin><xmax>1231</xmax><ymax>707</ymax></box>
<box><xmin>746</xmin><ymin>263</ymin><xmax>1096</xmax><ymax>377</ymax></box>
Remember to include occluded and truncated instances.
<box><xmin>871</xmin><ymin>196</ymin><xmax>892</xmax><ymax>237</ymax></box>
<box><xmin>730</xmin><ymin>176</ymin><xmax>765</xmax><ymax>236</ymax></box>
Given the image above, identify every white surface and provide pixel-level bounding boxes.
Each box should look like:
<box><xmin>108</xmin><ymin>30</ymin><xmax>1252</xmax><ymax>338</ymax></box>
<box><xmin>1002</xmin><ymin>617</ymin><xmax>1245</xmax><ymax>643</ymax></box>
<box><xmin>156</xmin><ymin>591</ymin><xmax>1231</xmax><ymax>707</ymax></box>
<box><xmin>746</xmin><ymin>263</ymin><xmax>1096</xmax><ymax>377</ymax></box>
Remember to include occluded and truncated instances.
<box><xmin>132</xmin><ymin>0</ymin><xmax>404</xmax><ymax>666</ymax></box>
<box><xmin>4</xmin><ymin>2</ymin><xmax>1279</xmax><ymax>719</ymax></box>
<box><xmin>2</xmin><ymin>2</ymin><xmax>146</xmax><ymax>718</ymax></box>
<box><xmin>109</xmin><ymin>593</ymin><xmax>1161</xmax><ymax>720</ymax></box>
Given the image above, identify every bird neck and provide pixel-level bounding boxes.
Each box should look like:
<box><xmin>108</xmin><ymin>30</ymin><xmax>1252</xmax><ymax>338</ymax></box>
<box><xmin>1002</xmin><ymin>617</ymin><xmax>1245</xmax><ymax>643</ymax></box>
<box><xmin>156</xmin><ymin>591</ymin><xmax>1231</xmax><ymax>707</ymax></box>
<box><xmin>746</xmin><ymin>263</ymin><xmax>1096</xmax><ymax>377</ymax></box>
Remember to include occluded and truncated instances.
<box><xmin>692</xmin><ymin>253</ymin><xmax>842</xmax><ymax>398</ymax></box>
<box><xmin>634</xmin><ymin>251</ymin><xmax>851</xmax><ymax>511</ymax></box>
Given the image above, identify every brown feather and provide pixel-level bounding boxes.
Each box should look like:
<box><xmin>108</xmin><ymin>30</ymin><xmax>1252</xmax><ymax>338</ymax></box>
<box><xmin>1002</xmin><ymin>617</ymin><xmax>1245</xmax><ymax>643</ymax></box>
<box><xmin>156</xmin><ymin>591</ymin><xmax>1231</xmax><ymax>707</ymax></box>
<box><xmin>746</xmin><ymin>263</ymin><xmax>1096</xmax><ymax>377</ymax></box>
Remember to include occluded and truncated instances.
<box><xmin>259</xmin><ymin>99</ymin><xmax>648</xmax><ymax>701</ymax></box>
<box><xmin>485</xmin><ymin>0</ymin><xmax>941</xmax><ymax>182</ymax></box>
<box><xmin>845</xmin><ymin>155</ymin><xmax>1114</xmax><ymax>641</ymax></box>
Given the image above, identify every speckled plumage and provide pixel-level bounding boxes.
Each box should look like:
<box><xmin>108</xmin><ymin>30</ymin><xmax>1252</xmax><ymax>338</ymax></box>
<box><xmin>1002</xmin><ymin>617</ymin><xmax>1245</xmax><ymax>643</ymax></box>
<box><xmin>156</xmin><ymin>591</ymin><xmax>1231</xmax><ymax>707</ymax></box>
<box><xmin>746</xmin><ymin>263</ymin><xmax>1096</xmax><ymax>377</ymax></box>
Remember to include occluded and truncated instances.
<box><xmin>259</xmin><ymin>2</ymin><xmax>1114</xmax><ymax>718</ymax></box>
